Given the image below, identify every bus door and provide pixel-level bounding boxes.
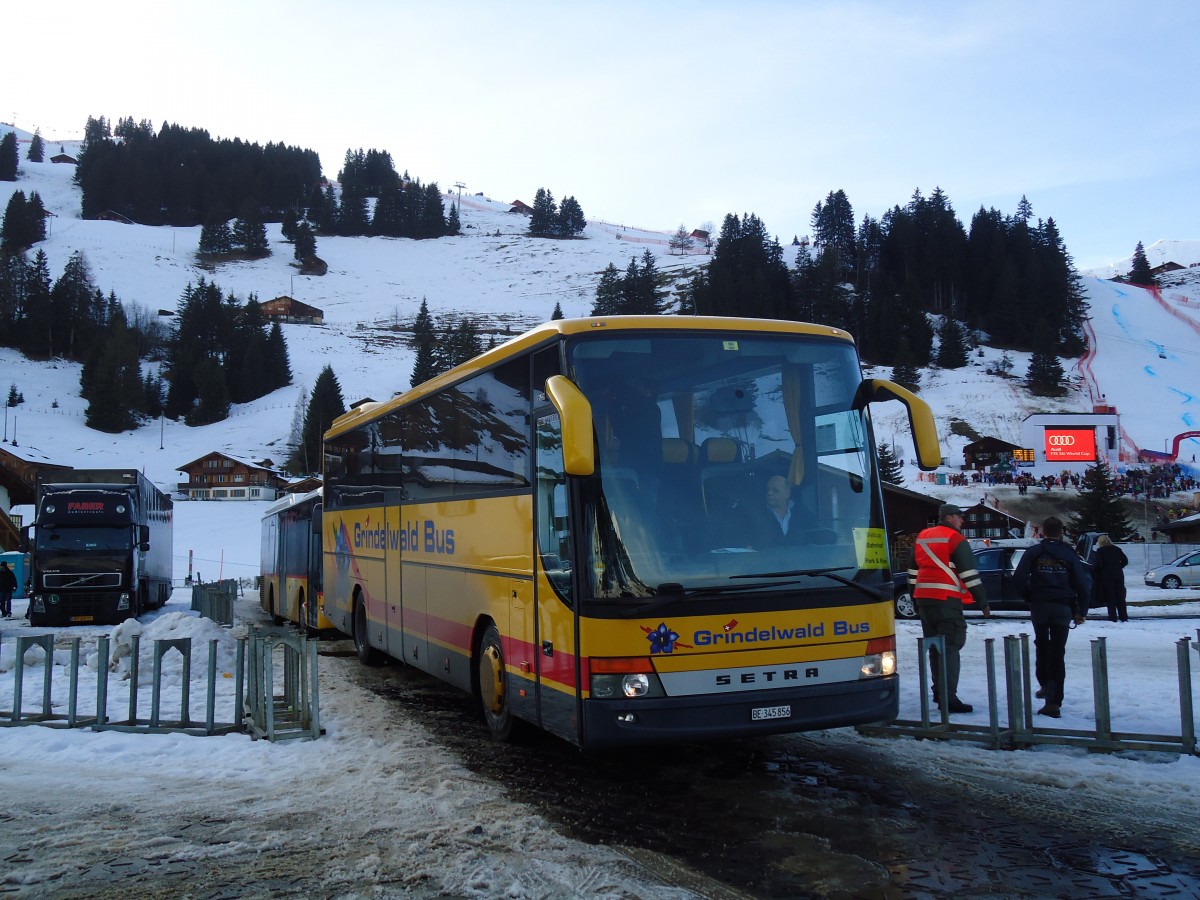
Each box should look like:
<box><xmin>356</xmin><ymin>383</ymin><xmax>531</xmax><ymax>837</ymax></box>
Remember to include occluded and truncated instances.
<box><xmin>304</xmin><ymin>502</ymin><xmax>323</xmax><ymax>630</ymax></box>
<box><xmin>534</xmin><ymin>410</ymin><xmax>580</xmax><ymax>743</ymax></box>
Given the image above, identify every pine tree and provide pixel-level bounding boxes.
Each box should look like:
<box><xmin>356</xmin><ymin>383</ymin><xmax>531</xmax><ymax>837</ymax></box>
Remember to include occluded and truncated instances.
<box><xmin>27</xmin><ymin>129</ymin><xmax>46</xmax><ymax>163</ymax></box>
<box><xmin>876</xmin><ymin>441</ymin><xmax>904</xmax><ymax>485</ymax></box>
<box><xmin>410</xmin><ymin>298</ymin><xmax>440</xmax><ymax>386</ymax></box>
<box><xmin>280</xmin><ymin>208</ymin><xmax>299</xmax><ymax>243</ymax></box>
<box><xmin>557</xmin><ymin>195</ymin><xmax>586</xmax><ymax>236</ymax></box>
<box><xmin>551</xmin><ymin>302</ymin><xmax>564</xmax><ymax>320</ymax></box>
<box><xmin>1069</xmin><ymin>460</ymin><xmax>1134</xmax><ymax>539</ymax></box>
<box><xmin>445</xmin><ymin>318</ymin><xmax>483</xmax><ymax>368</ymax></box>
<box><xmin>1026</xmin><ymin>323</ymin><xmax>1066</xmax><ymax>396</ymax></box>
<box><xmin>0</xmin><ymin>132</ymin><xmax>18</xmax><ymax>181</ymax></box>
<box><xmin>287</xmin><ymin>386</ymin><xmax>309</xmax><ymax>466</ymax></box>
<box><xmin>81</xmin><ymin>305</ymin><xmax>143</xmax><ymax>432</ymax></box>
<box><xmin>1128</xmin><ymin>241</ymin><xmax>1155</xmax><ymax>286</ymax></box>
<box><xmin>188</xmin><ymin>357</ymin><xmax>230</xmax><ymax>426</ymax></box>
<box><xmin>232</xmin><ymin>199</ymin><xmax>270</xmax><ymax>257</ymax></box>
<box><xmin>1</xmin><ymin>191</ymin><xmax>29</xmax><ymax>250</ymax></box>
<box><xmin>592</xmin><ymin>263</ymin><xmax>623</xmax><ymax>315</ymax></box>
<box><xmin>890</xmin><ymin>337</ymin><xmax>922</xmax><ymax>393</ymax></box>
<box><xmin>447</xmin><ymin>202</ymin><xmax>461</xmax><ymax>235</ymax></box>
<box><xmin>337</xmin><ymin>189</ymin><xmax>370</xmax><ymax>236</ymax></box>
<box><xmin>293</xmin><ymin>222</ymin><xmax>317</xmax><ymax>261</ymax></box>
<box><xmin>668</xmin><ymin>224</ymin><xmax>693</xmax><ymax>255</ymax></box>
<box><xmin>529</xmin><ymin>188</ymin><xmax>557</xmax><ymax>237</ymax></box>
<box><xmin>936</xmin><ymin>317</ymin><xmax>970</xmax><ymax>368</ymax></box>
<box><xmin>290</xmin><ymin>365</ymin><xmax>345</xmax><ymax>474</ymax></box>
<box><xmin>265</xmin><ymin>321</ymin><xmax>292</xmax><ymax>390</ymax></box>
<box><xmin>198</xmin><ymin>212</ymin><xmax>234</xmax><ymax>256</ymax></box>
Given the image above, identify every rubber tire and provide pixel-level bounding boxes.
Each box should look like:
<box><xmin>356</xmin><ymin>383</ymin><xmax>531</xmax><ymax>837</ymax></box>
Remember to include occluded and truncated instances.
<box><xmin>477</xmin><ymin>622</ymin><xmax>516</xmax><ymax>741</ymax></box>
<box><xmin>894</xmin><ymin>590</ymin><xmax>919</xmax><ymax>620</ymax></box>
<box><xmin>1162</xmin><ymin>575</ymin><xmax>1182</xmax><ymax>590</ymax></box>
<box><xmin>353</xmin><ymin>596</ymin><xmax>384</xmax><ymax>666</ymax></box>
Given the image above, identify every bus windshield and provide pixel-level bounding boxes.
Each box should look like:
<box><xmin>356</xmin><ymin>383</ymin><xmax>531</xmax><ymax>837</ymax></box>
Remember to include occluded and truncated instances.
<box><xmin>567</xmin><ymin>332</ymin><xmax>882</xmax><ymax>601</ymax></box>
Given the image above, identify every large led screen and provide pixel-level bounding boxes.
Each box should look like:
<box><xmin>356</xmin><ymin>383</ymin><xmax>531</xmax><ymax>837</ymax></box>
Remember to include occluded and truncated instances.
<box><xmin>1044</xmin><ymin>428</ymin><xmax>1097</xmax><ymax>462</ymax></box>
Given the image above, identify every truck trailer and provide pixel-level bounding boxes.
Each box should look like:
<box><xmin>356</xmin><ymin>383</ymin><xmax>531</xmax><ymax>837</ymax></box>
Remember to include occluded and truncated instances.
<box><xmin>22</xmin><ymin>469</ymin><xmax>174</xmax><ymax>627</ymax></box>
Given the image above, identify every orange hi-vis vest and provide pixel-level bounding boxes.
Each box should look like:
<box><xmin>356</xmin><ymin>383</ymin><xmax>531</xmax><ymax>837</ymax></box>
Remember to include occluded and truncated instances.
<box><xmin>912</xmin><ymin>525</ymin><xmax>974</xmax><ymax>604</ymax></box>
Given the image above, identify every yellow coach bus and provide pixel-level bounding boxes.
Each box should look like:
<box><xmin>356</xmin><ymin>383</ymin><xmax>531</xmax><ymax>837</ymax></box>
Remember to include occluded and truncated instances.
<box><xmin>321</xmin><ymin>316</ymin><xmax>940</xmax><ymax>749</ymax></box>
<box><xmin>260</xmin><ymin>488</ymin><xmax>331</xmax><ymax>634</ymax></box>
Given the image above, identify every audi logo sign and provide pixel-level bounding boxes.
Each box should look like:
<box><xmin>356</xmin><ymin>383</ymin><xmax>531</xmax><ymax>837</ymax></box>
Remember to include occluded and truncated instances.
<box><xmin>1044</xmin><ymin>428</ymin><xmax>1097</xmax><ymax>461</ymax></box>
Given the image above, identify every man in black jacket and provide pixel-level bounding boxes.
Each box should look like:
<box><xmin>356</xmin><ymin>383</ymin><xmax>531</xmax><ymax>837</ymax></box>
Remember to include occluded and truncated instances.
<box><xmin>0</xmin><ymin>560</ymin><xmax>16</xmax><ymax>618</ymax></box>
<box><xmin>1013</xmin><ymin>516</ymin><xmax>1090</xmax><ymax>718</ymax></box>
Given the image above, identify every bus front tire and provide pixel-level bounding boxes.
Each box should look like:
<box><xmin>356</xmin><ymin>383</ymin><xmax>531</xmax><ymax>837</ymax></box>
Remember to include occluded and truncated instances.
<box><xmin>353</xmin><ymin>598</ymin><xmax>384</xmax><ymax>666</ymax></box>
<box><xmin>477</xmin><ymin>623</ymin><xmax>516</xmax><ymax>741</ymax></box>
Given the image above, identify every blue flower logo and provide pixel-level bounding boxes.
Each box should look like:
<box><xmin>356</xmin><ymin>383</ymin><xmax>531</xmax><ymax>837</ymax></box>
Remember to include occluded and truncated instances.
<box><xmin>646</xmin><ymin>622</ymin><xmax>680</xmax><ymax>654</ymax></box>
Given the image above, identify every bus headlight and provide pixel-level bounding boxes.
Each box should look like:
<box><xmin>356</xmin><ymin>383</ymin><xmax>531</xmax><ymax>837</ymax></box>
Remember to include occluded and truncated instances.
<box><xmin>590</xmin><ymin>659</ymin><xmax>665</xmax><ymax>699</ymax></box>
<box><xmin>861</xmin><ymin>650</ymin><xmax>897</xmax><ymax>677</ymax></box>
<box><xmin>622</xmin><ymin>673</ymin><xmax>650</xmax><ymax>698</ymax></box>
<box><xmin>861</xmin><ymin>637</ymin><xmax>897</xmax><ymax>678</ymax></box>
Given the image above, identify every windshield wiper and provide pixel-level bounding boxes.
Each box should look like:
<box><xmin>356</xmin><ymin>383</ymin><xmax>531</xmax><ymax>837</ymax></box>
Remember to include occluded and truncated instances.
<box><xmin>730</xmin><ymin>567</ymin><xmax>885</xmax><ymax>603</ymax></box>
<box><xmin>618</xmin><ymin>578</ymin><xmax>811</xmax><ymax>618</ymax></box>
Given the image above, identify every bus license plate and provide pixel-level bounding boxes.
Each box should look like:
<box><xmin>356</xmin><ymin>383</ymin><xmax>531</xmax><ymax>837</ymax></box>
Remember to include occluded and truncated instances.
<box><xmin>751</xmin><ymin>704</ymin><xmax>791</xmax><ymax>721</ymax></box>
<box><xmin>70</xmin><ymin>616</ymin><xmax>95</xmax><ymax>623</ymax></box>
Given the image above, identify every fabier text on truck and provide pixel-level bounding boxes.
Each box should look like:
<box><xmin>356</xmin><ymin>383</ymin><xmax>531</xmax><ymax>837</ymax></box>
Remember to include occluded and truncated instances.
<box><xmin>21</xmin><ymin>469</ymin><xmax>173</xmax><ymax>627</ymax></box>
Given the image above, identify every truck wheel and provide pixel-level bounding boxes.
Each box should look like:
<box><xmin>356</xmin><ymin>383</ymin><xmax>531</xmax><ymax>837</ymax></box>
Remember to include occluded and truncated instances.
<box><xmin>353</xmin><ymin>596</ymin><xmax>384</xmax><ymax>666</ymax></box>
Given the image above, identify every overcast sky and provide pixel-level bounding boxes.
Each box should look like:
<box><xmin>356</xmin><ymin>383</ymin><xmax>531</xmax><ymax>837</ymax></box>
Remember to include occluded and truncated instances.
<box><xmin>10</xmin><ymin>0</ymin><xmax>1199</xmax><ymax>270</ymax></box>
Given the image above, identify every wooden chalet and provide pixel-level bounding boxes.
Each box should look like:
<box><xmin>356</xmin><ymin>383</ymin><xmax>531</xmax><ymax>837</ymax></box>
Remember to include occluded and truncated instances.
<box><xmin>1153</xmin><ymin>513</ymin><xmax>1200</xmax><ymax>544</ymax></box>
<box><xmin>261</xmin><ymin>296</ymin><xmax>325</xmax><ymax>324</ymax></box>
<box><xmin>0</xmin><ymin>448</ymin><xmax>72</xmax><ymax>550</ymax></box>
<box><xmin>50</xmin><ymin>153</ymin><xmax>78</xmax><ymax>165</ymax></box>
<box><xmin>176</xmin><ymin>452</ymin><xmax>284</xmax><ymax>501</ymax></box>
<box><xmin>509</xmin><ymin>200</ymin><xmax>533</xmax><ymax>215</ymax></box>
<box><xmin>959</xmin><ymin>501</ymin><xmax>1025</xmax><ymax>541</ymax></box>
<box><xmin>963</xmin><ymin>436</ymin><xmax>1022</xmax><ymax>471</ymax></box>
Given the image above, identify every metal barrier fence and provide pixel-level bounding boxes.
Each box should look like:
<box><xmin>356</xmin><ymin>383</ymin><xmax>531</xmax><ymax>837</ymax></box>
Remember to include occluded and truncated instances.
<box><xmin>244</xmin><ymin>625</ymin><xmax>322</xmax><ymax>742</ymax></box>
<box><xmin>1</xmin><ymin>625</ymin><xmax>321</xmax><ymax>742</ymax></box>
<box><xmin>191</xmin><ymin>579</ymin><xmax>238</xmax><ymax>626</ymax></box>
<box><xmin>860</xmin><ymin>630</ymin><xmax>1199</xmax><ymax>756</ymax></box>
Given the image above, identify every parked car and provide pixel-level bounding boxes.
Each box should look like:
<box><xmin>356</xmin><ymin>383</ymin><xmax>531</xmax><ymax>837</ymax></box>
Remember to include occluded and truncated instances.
<box><xmin>894</xmin><ymin>545</ymin><xmax>1030</xmax><ymax>619</ymax></box>
<box><xmin>1144</xmin><ymin>550</ymin><xmax>1200</xmax><ymax>589</ymax></box>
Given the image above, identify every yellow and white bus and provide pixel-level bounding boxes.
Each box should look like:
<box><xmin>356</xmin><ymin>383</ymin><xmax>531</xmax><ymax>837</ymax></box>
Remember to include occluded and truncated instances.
<box><xmin>321</xmin><ymin>316</ymin><xmax>940</xmax><ymax>749</ymax></box>
<box><xmin>260</xmin><ymin>488</ymin><xmax>331</xmax><ymax>634</ymax></box>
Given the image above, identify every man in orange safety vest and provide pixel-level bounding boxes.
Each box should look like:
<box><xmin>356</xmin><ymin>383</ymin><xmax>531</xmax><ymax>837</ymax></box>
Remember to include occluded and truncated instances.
<box><xmin>908</xmin><ymin>503</ymin><xmax>991</xmax><ymax>713</ymax></box>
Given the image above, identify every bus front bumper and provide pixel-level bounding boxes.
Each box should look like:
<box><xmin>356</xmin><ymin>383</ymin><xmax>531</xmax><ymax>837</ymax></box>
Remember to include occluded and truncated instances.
<box><xmin>580</xmin><ymin>676</ymin><xmax>898</xmax><ymax>749</ymax></box>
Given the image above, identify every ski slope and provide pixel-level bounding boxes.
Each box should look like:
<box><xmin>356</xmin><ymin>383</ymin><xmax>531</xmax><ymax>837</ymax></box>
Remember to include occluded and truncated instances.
<box><xmin>1080</xmin><ymin>276</ymin><xmax>1200</xmax><ymax>463</ymax></box>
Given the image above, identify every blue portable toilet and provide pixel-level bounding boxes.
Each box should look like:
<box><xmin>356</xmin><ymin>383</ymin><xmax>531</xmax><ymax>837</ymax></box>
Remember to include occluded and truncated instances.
<box><xmin>1</xmin><ymin>551</ymin><xmax>28</xmax><ymax>599</ymax></box>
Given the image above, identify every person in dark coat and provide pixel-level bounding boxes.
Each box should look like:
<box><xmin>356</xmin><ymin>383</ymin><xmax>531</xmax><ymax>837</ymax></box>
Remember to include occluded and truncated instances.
<box><xmin>1013</xmin><ymin>516</ymin><xmax>1090</xmax><ymax>718</ymax></box>
<box><xmin>0</xmin><ymin>560</ymin><xmax>16</xmax><ymax>618</ymax></box>
<box><xmin>1092</xmin><ymin>534</ymin><xmax>1129</xmax><ymax>621</ymax></box>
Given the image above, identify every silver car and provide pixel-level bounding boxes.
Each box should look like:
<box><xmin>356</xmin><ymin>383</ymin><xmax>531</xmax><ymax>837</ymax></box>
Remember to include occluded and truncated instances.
<box><xmin>1144</xmin><ymin>551</ymin><xmax>1200</xmax><ymax>589</ymax></box>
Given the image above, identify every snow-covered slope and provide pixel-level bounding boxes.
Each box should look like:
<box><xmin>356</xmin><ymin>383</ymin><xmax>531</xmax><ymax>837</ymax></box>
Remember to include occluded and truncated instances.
<box><xmin>4</xmin><ymin>146</ymin><xmax>1200</xmax><ymax>494</ymax></box>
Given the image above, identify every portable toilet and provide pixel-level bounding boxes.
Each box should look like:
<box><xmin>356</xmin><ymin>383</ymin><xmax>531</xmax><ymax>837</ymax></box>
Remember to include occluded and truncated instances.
<box><xmin>0</xmin><ymin>550</ymin><xmax>28</xmax><ymax>599</ymax></box>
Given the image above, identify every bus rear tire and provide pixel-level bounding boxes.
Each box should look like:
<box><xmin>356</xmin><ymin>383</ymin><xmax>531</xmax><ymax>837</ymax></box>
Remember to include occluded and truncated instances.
<box><xmin>477</xmin><ymin>622</ymin><xmax>516</xmax><ymax>741</ymax></box>
<box><xmin>353</xmin><ymin>597</ymin><xmax>384</xmax><ymax>666</ymax></box>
